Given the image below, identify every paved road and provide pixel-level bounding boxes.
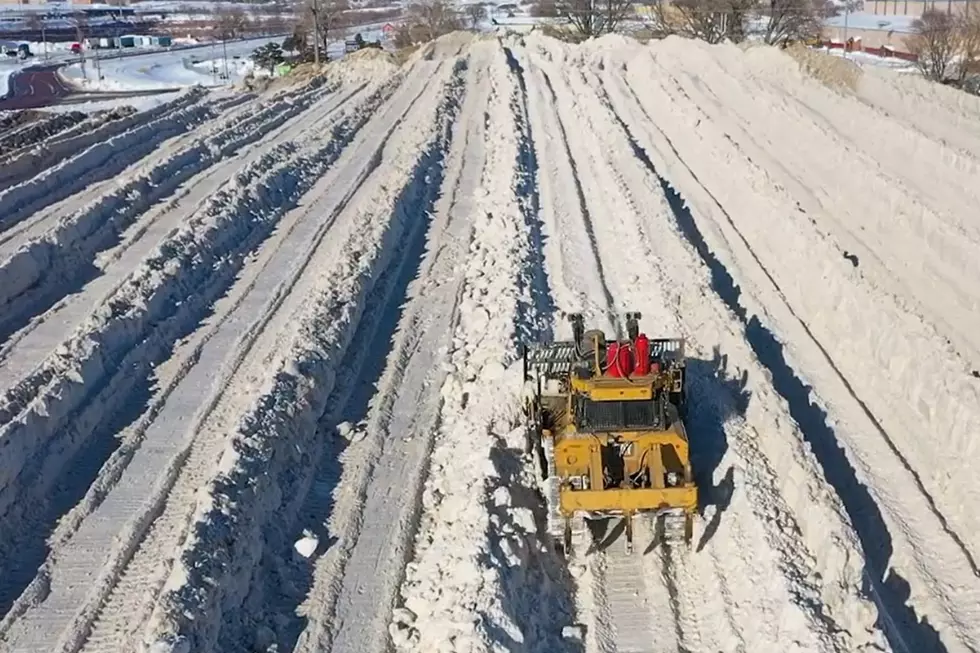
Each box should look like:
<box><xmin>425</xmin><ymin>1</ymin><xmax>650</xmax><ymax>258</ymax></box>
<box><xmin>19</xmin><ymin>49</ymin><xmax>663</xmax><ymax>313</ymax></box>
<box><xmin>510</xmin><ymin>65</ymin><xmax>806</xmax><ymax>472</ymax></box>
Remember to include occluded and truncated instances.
<box><xmin>0</xmin><ymin>65</ymin><xmax>73</xmax><ymax>110</ymax></box>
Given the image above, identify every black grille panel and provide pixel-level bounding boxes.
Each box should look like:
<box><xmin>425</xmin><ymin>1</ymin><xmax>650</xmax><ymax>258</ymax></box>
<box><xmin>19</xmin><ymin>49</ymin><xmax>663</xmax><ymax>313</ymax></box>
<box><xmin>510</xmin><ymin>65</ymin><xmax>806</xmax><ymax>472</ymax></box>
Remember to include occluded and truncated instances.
<box><xmin>575</xmin><ymin>397</ymin><xmax>663</xmax><ymax>432</ymax></box>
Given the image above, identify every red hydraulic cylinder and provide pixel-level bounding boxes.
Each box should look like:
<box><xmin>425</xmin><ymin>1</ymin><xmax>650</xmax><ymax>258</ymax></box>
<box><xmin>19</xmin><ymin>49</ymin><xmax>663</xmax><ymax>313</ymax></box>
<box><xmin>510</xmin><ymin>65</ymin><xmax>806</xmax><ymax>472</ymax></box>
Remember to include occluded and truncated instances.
<box><xmin>617</xmin><ymin>342</ymin><xmax>634</xmax><ymax>377</ymax></box>
<box><xmin>606</xmin><ymin>342</ymin><xmax>622</xmax><ymax>377</ymax></box>
<box><xmin>634</xmin><ymin>333</ymin><xmax>650</xmax><ymax>375</ymax></box>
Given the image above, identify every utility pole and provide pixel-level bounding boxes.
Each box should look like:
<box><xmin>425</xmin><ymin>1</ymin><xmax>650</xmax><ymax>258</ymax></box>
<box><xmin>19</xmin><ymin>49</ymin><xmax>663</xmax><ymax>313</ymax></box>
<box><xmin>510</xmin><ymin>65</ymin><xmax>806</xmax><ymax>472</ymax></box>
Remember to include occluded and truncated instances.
<box><xmin>76</xmin><ymin>22</ymin><xmax>87</xmax><ymax>80</ymax></box>
<box><xmin>843</xmin><ymin>0</ymin><xmax>850</xmax><ymax>59</ymax></box>
<box><xmin>311</xmin><ymin>0</ymin><xmax>321</xmax><ymax>65</ymax></box>
<box><xmin>222</xmin><ymin>35</ymin><xmax>228</xmax><ymax>80</ymax></box>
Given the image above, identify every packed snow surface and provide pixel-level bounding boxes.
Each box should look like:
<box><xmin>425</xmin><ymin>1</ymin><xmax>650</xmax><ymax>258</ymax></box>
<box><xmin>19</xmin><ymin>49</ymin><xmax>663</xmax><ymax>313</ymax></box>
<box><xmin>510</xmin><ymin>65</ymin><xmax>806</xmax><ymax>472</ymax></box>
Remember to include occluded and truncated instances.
<box><xmin>1</xmin><ymin>29</ymin><xmax>979</xmax><ymax>653</ymax></box>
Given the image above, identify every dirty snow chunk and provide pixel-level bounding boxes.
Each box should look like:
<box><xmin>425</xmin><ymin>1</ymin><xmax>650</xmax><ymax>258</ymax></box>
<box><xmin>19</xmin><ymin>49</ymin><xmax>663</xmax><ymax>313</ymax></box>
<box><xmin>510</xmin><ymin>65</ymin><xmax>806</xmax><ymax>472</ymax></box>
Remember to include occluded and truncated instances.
<box><xmin>294</xmin><ymin>532</ymin><xmax>319</xmax><ymax>558</ymax></box>
<box><xmin>562</xmin><ymin>625</ymin><xmax>586</xmax><ymax>641</ymax></box>
<box><xmin>491</xmin><ymin>486</ymin><xmax>511</xmax><ymax>508</ymax></box>
<box><xmin>143</xmin><ymin>636</ymin><xmax>190</xmax><ymax>653</ymax></box>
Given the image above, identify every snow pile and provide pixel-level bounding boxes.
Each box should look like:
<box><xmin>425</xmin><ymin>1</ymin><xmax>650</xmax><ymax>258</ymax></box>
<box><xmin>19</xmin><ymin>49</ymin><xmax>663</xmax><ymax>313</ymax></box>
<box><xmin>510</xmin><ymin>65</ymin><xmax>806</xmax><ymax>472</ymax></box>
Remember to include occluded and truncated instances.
<box><xmin>392</xmin><ymin>44</ymin><xmax>575</xmax><ymax>653</ymax></box>
<box><xmin>139</xmin><ymin>59</ymin><xmax>465</xmax><ymax>651</ymax></box>
<box><xmin>321</xmin><ymin>48</ymin><xmax>405</xmax><ymax>85</ymax></box>
<box><xmin>856</xmin><ymin>66</ymin><xmax>980</xmax><ymax>158</ymax></box>
<box><xmin>588</xmin><ymin>34</ymin><xmax>978</xmax><ymax>649</ymax></box>
<box><xmin>646</xmin><ymin>36</ymin><xmax>980</xmax><ymax>559</ymax></box>
<box><xmin>0</xmin><ymin>88</ymin><xmax>212</xmax><ymax>232</ymax></box>
<box><xmin>0</xmin><ymin>78</ymin><xmax>340</xmax><ymax>327</ymax></box>
<box><xmin>0</xmin><ymin>111</ymin><xmax>88</xmax><ymax>157</ymax></box>
<box><xmin>516</xmin><ymin>34</ymin><xmax>882</xmax><ymax>651</ymax></box>
<box><xmin>775</xmin><ymin>41</ymin><xmax>862</xmax><ymax>92</ymax></box>
<box><xmin>0</xmin><ymin>105</ymin><xmax>142</xmax><ymax>190</ymax></box>
<box><xmin>0</xmin><ymin>81</ymin><xmax>395</xmax><ymax>532</ymax></box>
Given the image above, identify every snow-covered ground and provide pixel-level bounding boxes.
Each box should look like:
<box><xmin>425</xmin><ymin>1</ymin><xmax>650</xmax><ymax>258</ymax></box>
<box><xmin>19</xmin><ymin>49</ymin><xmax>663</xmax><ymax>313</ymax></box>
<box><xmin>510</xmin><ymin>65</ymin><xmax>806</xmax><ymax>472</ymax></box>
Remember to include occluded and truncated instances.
<box><xmin>0</xmin><ymin>61</ymin><xmax>19</xmax><ymax>98</ymax></box>
<box><xmin>59</xmin><ymin>37</ymin><xmax>279</xmax><ymax>91</ymax></box>
<box><xmin>1</xmin><ymin>28</ymin><xmax>980</xmax><ymax>653</ymax></box>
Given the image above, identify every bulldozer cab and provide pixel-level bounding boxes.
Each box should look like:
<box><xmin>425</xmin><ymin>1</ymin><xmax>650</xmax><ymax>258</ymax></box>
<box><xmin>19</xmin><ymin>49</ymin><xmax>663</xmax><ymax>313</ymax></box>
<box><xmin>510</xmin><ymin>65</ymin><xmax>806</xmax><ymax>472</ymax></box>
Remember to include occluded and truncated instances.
<box><xmin>521</xmin><ymin>312</ymin><xmax>697</xmax><ymax>556</ymax></box>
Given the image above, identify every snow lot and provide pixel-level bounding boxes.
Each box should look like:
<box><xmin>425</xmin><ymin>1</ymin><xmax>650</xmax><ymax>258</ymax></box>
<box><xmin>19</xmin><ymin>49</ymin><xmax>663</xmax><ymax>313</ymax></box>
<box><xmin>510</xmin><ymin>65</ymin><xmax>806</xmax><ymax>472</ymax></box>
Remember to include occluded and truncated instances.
<box><xmin>59</xmin><ymin>37</ymin><xmax>279</xmax><ymax>91</ymax></box>
<box><xmin>1</xmin><ymin>30</ymin><xmax>980</xmax><ymax>653</ymax></box>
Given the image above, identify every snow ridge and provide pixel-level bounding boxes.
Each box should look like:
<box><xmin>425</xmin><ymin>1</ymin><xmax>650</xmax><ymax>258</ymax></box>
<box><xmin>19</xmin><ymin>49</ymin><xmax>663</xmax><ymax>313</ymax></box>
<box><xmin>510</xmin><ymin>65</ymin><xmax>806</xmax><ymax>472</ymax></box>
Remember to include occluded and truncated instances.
<box><xmin>393</xmin><ymin>41</ymin><xmax>578</xmax><ymax>653</ymax></box>
<box><xmin>612</xmin><ymin>38</ymin><xmax>980</xmax><ymax>653</ymax></box>
<box><xmin>0</xmin><ymin>89</ymin><xmax>213</xmax><ymax>233</ymax></box>
<box><xmin>0</xmin><ymin>80</ymin><xmax>399</xmax><ymax>621</ymax></box>
<box><xmin>0</xmin><ymin>79</ymin><xmax>347</xmax><ymax>341</ymax></box>
<box><xmin>139</xmin><ymin>57</ymin><xmax>466</xmax><ymax>653</ymax></box>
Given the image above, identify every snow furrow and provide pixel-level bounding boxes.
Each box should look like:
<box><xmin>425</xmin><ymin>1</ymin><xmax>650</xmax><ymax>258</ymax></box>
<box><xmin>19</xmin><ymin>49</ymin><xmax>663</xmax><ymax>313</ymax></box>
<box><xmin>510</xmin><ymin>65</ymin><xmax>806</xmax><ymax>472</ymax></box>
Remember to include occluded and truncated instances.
<box><xmin>63</xmin><ymin>72</ymin><xmax>428</xmax><ymax>653</ymax></box>
<box><xmin>850</xmin><ymin>66</ymin><xmax>980</xmax><ymax>159</ymax></box>
<box><xmin>520</xmin><ymin>33</ymin><xmax>890</xmax><ymax>653</ymax></box>
<box><xmin>0</xmin><ymin>82</ymin><xmax>342</xmax><ymax>341</ymax></box>
<box><xmin>0</xmin><ymin>80</ymin><xmax>401</xmax><ymax>638</ymax></box>
<box><xmin>285</xmin><ymin>55</ymin><xmax>479</xmax><ymax>653</ymax></box>
<box><xmin>391</xmin><ymin>39</ymin><xmax>579</xmax><ymax>653</ymax></box>
<box><xmin>0</xmin><ymin>91</ymin><xmax>216</xmax><ymax>234</ymax></box>
<box><xmin>0</xmin><ymin>81</ymin><xmax>353</xmax><ymax>373</ymax></box>
<box><xmin>0</xmin><ymin>92</ymin><xmax>264</xmax><ymax>257</ymax></box>
<box><xmin>132</xmin><ymin>54</ymin><xmax>463</xmax><ymax>653</ymax></box>
<box><xmin>614</xmin><ymin>41</ymin><xmax>980</xmax><ymax>653</ymax></box>
<box><xmin>0</xmin><ymin>104</ymin><xmax>163</xmax><ymax>192</ymax></box>
<box><xmin>197</xmin><ymin>54</ymin><xmax>466</xmax><ymax>653</ymax></box>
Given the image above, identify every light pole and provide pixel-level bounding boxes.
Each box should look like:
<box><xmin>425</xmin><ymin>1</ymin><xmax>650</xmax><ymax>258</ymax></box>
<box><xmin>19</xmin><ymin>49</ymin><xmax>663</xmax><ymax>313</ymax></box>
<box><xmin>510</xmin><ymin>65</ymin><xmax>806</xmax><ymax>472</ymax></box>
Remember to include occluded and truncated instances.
<box><xmin>311</xmin><ymin>0</ymin><xmax>321</xmax><ymax>65</ymax></box>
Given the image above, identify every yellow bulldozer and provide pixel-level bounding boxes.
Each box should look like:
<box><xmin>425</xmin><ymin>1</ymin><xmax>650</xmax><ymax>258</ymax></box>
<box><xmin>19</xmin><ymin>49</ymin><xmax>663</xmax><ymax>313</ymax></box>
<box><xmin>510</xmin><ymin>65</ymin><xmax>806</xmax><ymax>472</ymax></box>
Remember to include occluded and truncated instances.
<box><xmin>521</xmin><ymin>312</ymin><xmax>697</xmax><ymax>557</ymax></box>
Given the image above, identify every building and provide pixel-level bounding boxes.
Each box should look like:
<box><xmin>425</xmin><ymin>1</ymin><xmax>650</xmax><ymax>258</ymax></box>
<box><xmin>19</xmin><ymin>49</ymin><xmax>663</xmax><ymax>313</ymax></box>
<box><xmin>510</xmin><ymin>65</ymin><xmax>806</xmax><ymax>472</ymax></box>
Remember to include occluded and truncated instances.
<box><xmin>822</xmin><ymin>11</ymin><xmax>918</xmax><ymax>48</ymax></box>
<box><xmin>868</xmin><ymin>0</ymin><xmax>974</xmax><ymax>15</ymax></box>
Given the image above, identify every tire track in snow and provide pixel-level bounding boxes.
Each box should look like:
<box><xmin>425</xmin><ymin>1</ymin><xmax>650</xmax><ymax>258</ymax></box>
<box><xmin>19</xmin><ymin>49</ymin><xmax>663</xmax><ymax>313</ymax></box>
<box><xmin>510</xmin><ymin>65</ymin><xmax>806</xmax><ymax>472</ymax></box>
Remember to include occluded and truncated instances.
<box><xmin>614</xmin><ymin>44</ymin><xmax>977</xmax><ymax>653</ymax></box>
<box><xmin>575</xmin><ymin>41</ymin><xmax>915</xmax><ymax>652</ymax></box>
<box><xmin>0</xmin><ymin>75</ymin><xmax>412</xmax><ymax>653</ymax></box>
<box><xmin>581</xmin><ymin>52</ymin><xmax>886</xmax><ymax>652</ymax></box>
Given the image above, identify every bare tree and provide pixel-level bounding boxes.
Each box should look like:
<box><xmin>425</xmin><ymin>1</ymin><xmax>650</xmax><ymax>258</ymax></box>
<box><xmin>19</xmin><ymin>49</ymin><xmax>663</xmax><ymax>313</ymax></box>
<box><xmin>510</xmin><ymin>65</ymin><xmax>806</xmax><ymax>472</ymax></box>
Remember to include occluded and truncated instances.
<box><xmin>648</xmin><ymin>0</ymin><xmax>728</xmax><ymax>43</ymax></box>
<box><xmin>906</xmin><ymin>9</ymin><xmax>958</xmax><ymax>81</ymax></box>
<box><xmin>405</xmin><ymin>0</ymin><xmax>463</xmax><ymax>41</ymax></box>
<box><xmin>465</xmin><ymin>3</ymin><xmax>488</xmax><ymax>27</ymax></box>
<box><xmin>955</xmin><ymin>10</ymin><xmax>980</xmax><ymax>83</ymax></box>
<box><xmin>530</xmin><ymin>0</ymin><xmax>560</xmax><ymax>17</ymax></box>
<box><xmin>298</xmin><ymin>0</ymin><xmax>349</xmax><ymax>62</ymax></box>
<box><xmin>557</xmin><ymin>0</ymin><xmax>634</xmax><ymax>38</ymax></box>
<box><xmin>760</xmin><ymin>0</ymin><xmax>834</xmax><ymax>45</ymax></box>
<box><xmin>214</xmin><ymin>5</ymin><xmax>250</xmax><ymax>40</ymax></box>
